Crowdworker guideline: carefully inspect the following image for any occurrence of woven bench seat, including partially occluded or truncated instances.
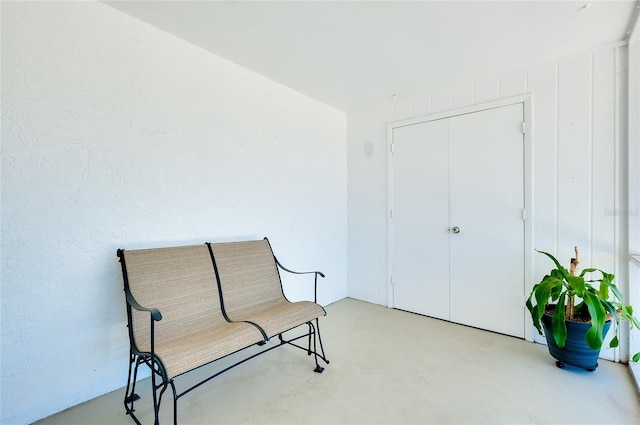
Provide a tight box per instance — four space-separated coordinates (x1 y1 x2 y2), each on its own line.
150 322 265 379
224 300 325 338
210 239 327 339
118 239 329 425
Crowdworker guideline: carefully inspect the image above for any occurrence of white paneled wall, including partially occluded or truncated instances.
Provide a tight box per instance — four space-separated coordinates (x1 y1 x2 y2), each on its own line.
628 27 640 370
631 30 640 260
347 43 629 360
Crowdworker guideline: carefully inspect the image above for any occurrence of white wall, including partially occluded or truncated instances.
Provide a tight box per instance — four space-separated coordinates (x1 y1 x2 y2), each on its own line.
348 43 629 357
628 19 640 368
630 11 640 259
0 2 347 424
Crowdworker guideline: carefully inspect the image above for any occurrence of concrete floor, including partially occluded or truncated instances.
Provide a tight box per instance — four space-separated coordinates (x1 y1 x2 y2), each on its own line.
35 298 640 425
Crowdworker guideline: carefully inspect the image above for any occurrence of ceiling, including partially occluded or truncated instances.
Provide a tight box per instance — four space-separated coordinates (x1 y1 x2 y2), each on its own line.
105 1 639 112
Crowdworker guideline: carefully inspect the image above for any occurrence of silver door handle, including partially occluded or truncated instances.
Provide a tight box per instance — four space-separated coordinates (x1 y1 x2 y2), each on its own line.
450 226 460 234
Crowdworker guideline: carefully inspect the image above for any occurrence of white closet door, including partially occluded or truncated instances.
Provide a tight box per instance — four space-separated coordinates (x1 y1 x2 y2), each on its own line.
448 104 525 337
392 119 450 320
391 103 525 338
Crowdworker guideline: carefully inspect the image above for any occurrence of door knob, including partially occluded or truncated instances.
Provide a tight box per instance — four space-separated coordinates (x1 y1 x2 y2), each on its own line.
451 226 460 234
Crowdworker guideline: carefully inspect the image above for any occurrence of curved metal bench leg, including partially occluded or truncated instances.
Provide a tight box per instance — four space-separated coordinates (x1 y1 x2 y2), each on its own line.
124 353 143 424
307 323 313 356
308 320 331 373
151 363 162 425
171 381 178 425
315 318 330 365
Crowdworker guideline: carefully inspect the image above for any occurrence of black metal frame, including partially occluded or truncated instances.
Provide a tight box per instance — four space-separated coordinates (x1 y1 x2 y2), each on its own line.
277 319 330 373
117 244 330 425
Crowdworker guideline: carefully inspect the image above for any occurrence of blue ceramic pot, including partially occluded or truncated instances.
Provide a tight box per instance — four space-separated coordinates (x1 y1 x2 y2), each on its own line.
541 312 611 371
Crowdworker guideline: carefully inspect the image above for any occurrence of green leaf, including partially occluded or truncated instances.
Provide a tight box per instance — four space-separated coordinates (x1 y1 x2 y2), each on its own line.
611 284 623 302
600 270 615 285
532 276 563 321
600 280 623 302
617 305 640 330
610 335 619 348
525 295 543 335
579 267 598 276
633 352 640 363
583 291 607 350
536 250 569 275
551 294 567 348
630 316 640 331
567 274 586 297
601 299 619 321
598 283 610 300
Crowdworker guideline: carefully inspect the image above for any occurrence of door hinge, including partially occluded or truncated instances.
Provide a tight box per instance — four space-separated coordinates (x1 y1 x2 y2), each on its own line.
522 208 526 221
390 275 395 286
390 209 394 218
390 142 395 154
521 121 526 134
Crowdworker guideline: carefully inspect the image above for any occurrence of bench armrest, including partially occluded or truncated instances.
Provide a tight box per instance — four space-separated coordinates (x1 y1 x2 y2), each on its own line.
275 257 325 303
124 288 163 321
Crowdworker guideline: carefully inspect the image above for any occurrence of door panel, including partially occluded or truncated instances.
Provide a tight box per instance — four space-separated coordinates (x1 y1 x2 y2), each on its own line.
448 104 524 337
392 103 525 338
392 119 450 320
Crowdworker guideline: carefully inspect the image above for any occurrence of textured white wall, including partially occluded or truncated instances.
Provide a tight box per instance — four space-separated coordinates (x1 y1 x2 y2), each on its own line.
348 43 630 357
1 2 347 424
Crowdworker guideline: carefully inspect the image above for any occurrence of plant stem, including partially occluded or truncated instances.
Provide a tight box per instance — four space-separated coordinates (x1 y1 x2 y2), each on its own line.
566 246 579 320
570 246 580 276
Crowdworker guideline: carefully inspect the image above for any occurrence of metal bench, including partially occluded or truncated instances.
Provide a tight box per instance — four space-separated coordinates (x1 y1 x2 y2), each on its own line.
117 239 329 425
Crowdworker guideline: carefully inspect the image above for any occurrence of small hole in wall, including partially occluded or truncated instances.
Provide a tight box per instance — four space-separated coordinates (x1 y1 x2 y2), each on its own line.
364 142 374 157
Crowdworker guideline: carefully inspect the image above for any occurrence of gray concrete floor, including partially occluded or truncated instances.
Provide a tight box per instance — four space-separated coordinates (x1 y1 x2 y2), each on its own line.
35 298 640 424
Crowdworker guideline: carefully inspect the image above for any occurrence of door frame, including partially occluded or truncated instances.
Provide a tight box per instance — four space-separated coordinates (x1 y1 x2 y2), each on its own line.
386 94 535 341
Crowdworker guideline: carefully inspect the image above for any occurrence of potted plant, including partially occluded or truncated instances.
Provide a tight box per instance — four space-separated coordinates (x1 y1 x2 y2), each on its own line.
526 246 640 371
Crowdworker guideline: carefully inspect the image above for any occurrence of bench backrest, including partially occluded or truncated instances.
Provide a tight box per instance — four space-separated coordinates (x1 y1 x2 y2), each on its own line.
120 244 224 353
209 239 285 320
